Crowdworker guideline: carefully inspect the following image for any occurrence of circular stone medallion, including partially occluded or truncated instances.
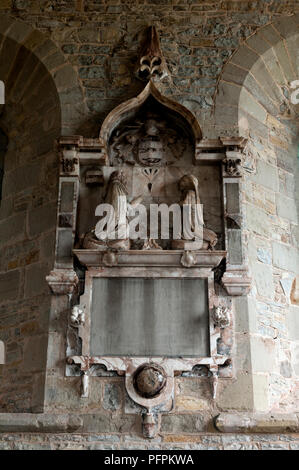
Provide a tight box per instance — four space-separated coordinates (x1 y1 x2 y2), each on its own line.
133 363 167 399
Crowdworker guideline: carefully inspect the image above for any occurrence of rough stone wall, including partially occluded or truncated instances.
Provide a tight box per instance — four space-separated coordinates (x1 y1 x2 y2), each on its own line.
0 0 297 443
1 0 298 137
0 431 299 450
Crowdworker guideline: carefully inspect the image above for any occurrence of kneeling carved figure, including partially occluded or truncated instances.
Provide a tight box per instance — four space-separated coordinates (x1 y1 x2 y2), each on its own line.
172 174 218 251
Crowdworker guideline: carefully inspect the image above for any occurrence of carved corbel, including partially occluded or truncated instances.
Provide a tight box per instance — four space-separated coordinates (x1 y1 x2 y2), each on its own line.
221 270 252 296
46 269 79 296
136 26 169 82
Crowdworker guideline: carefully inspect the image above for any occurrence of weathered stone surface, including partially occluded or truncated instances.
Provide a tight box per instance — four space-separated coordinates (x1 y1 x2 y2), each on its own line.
215 413 299 433
0 414 83 433
103 383 122 411
161 414 211 433
245 204 270 237
287 305 299 341
276 194 298 223
251 337 277 373
83 414 139 433
218 372 255 411
272 242 299 273
0 270 20 301
252 263 274 299
250 160 279 192
28 203 57 237
24 263 49 298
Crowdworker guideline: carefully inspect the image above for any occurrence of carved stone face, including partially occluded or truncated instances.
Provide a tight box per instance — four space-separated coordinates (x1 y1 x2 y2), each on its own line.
137 137 164 166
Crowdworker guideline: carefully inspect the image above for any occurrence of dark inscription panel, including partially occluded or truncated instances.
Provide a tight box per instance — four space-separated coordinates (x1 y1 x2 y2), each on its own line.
90 278 210 357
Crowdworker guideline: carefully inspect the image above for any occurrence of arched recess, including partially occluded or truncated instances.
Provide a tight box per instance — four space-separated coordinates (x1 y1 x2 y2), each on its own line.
215 13 299 136
0 16 84 412
100 81 202 148
0 14 85 135
215 14 299 413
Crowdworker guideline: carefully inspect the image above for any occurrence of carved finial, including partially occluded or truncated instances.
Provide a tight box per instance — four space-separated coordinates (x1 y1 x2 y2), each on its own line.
136 26 169 82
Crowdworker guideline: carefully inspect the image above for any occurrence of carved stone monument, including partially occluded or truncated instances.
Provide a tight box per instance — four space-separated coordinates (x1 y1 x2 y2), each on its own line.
47 26 251 438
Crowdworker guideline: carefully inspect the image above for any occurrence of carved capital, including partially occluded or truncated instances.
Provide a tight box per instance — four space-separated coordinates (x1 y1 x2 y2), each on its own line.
60 149 79 176
222 156 242 177
46 269 79 295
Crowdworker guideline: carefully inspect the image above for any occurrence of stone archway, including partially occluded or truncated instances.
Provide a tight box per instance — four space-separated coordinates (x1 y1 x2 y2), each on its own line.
0 14 85 135
214 13 299 136
0 15 85 412
214 14 299 413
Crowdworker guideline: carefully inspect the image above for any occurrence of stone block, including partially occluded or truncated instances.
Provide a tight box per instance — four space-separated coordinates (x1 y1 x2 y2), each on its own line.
243 73 279 116
250 160 279 192
272 242 299 273
227 230 243 265
28 203 57 237
262 48 285 85
245 204 270 237
0 414 83 432
234 296 257 333
239 88 267 124
161 413 211 433
257 248 272 265
250 57 282 104
259 25 281 46
3 162 41 194
103 383 122 411
217 372 254 410
217 81 240 106
273 41 296 83
274 15 299 39
231 45 259 71
221 64 248 86
287 305 299 341
276 194 298 223
83 414 139 433
251 336 277 373
215 412 299 433
6 20 32 43
246 33 270 55
252 262 274 299
280 361 292 378
24 263 49 298
0 269 20 301
53 65 79 91
23 334 48 372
